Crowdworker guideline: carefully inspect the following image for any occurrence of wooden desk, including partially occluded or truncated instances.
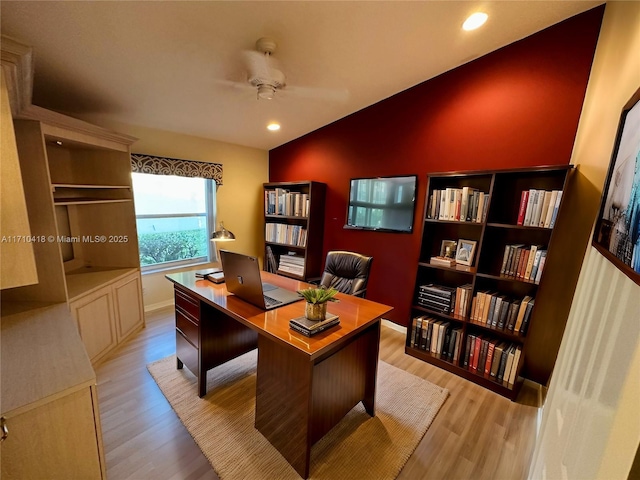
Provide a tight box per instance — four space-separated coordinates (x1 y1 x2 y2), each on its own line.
165 271 393 478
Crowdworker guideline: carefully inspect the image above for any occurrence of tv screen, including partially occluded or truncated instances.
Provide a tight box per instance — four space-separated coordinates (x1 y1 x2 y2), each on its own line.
345 175 417 233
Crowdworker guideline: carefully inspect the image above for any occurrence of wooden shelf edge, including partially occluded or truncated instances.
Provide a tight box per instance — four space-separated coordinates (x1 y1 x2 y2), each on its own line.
52 183 131 190
53 198 132 206
405 346 520 399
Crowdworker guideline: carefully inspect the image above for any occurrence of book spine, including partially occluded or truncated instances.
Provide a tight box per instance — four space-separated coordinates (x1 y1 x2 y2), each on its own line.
523 189 536 226
484 341 495 375
517 190 529 225
508 347 522 385
549 191 563 228
497 345 511 382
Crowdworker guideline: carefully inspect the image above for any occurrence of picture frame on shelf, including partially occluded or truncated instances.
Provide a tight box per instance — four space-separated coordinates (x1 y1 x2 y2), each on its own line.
455 239 477 266
593 86 640 286
440 240 457 259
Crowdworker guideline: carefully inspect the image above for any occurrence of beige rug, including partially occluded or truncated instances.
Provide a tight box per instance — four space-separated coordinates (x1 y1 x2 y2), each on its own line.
148 351 448 479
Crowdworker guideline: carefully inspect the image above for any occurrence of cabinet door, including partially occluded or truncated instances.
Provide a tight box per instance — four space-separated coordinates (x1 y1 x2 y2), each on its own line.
1 388 103 479
112 272 145 341
70 287 117 363
0 70 38 289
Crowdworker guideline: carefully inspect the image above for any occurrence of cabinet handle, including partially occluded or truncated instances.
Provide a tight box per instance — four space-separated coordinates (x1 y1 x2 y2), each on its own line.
1 417 7 442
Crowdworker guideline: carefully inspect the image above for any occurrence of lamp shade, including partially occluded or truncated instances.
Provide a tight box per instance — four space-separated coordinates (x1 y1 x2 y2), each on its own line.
211 222 236 242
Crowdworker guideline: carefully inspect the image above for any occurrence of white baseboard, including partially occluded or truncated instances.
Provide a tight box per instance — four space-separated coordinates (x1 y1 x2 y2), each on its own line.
144 299 174 314
382 319 407 334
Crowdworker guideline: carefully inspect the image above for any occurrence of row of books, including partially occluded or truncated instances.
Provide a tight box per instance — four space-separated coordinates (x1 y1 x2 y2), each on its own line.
500 244 547 283
517 189 562 228
463 336 522 386
265 188 310 217
428 187 489 223
409 316 464 363
417 284 456 314
277 253 305 277
265 223 307 247
470 293 535 334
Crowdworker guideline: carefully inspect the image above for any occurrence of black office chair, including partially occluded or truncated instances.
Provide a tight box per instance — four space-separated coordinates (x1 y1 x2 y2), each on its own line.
320 251 373 298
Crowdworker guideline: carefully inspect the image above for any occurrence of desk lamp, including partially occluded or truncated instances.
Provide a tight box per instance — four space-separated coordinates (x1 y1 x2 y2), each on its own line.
210 222 236 267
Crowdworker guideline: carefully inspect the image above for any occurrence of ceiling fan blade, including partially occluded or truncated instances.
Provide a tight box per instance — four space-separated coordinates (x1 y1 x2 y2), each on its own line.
283 85 350 103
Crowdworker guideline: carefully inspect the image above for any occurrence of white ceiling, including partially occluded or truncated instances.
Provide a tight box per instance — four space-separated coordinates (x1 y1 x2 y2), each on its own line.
1 1 600 151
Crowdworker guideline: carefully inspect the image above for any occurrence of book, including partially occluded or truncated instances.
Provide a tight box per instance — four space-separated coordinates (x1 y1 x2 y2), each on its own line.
534 252 547 283
464 334 474 368
538 191 553 227
508 346 523 385
448 188 457 221
476 192 486 223
453 328 463 362
529 248 545 280
491 342 506 377
531 190 546 226
514 296 533 332
439 189 449 220
517 190 529 225
420 317 430 350
549 190 563 228
486 294 498 325
496 299 510 329
523 189 537 226
516 248 529 278
430 256 456 267
477 338 489 374
410 317 419 348
289 314 340 336
500 245 512 275
505 300 521 331
472 336 482 371
484 340 496 375
498 345 512 382
524 244 539 280
460 186 470 221
519 299 535 334
430 321 442 353
543 190 558 227
412 316 423 347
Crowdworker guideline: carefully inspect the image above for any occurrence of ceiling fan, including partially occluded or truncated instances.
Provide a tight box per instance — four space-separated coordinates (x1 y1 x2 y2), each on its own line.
223 37 349 102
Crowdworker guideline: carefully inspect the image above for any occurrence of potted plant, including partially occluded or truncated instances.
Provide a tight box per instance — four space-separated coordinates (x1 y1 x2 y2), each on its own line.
297 286 339 321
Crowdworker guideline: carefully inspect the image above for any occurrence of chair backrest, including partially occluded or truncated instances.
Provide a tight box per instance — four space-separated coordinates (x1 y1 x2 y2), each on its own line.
320 251 373 298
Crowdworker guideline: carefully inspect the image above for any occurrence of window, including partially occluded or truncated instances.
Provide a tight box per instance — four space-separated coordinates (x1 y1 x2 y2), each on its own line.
132 172 216 270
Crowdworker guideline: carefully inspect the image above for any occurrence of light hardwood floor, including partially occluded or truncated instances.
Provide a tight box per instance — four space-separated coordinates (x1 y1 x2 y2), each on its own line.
95 308 542 480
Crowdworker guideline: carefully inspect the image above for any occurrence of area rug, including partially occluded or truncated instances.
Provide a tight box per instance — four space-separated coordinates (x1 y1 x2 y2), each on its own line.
147 351 448 479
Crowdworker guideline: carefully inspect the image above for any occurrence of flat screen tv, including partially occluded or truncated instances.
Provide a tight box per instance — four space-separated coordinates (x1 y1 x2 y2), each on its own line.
345 175 417 233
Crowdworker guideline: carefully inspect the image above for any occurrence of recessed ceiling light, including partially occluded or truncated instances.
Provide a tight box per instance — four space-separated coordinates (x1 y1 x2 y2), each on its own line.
267 123 280 131
463 12 488 31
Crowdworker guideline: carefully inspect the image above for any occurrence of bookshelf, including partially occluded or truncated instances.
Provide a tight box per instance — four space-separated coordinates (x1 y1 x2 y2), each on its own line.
406 166 574 400
263 181 326 281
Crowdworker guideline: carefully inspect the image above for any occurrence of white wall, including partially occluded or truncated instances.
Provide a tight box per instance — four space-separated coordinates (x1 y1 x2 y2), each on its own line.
87 121 269 311
529 2 640 479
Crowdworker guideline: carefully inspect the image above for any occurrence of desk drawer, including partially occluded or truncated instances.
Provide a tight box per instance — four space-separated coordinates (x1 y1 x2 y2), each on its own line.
176 331 199 377
175 288 200 321
176 310 199 348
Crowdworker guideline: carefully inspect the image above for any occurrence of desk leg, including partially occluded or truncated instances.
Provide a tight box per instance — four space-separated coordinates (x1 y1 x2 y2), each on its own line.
362 321 381 416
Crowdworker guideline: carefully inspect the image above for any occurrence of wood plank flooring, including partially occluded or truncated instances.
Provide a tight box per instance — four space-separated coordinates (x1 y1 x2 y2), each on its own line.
95 308 541 479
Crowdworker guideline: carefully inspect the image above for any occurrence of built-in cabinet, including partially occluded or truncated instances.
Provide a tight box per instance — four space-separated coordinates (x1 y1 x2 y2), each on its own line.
1 304 105 479
2 117 145 362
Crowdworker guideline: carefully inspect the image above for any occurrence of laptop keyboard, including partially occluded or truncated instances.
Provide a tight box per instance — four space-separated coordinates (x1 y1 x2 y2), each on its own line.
264 295 283 307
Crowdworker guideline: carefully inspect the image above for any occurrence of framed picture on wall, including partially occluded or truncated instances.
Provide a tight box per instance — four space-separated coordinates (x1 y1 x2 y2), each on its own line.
455 239 477 266
592 86 640 286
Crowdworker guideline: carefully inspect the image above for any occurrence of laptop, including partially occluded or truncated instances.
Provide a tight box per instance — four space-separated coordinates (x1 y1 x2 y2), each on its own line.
220 250 303 310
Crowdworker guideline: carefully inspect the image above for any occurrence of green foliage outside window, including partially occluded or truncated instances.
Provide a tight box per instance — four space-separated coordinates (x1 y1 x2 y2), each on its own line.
138 229 208 266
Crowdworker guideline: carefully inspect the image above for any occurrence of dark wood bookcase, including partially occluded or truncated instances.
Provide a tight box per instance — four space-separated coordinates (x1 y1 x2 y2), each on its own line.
263 181 326 281
406 165 575 400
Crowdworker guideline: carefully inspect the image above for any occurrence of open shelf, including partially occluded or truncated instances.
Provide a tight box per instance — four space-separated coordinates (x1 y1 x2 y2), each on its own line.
65 266 138 301
409 165 574 399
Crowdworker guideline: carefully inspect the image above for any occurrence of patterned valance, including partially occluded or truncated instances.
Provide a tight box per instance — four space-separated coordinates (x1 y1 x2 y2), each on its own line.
131 153 223 185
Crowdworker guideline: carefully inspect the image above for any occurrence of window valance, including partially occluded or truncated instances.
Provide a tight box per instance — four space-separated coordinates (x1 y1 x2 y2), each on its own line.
131 153 223 185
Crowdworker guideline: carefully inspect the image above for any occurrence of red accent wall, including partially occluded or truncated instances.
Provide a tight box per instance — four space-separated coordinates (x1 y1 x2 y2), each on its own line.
269 7 604 326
